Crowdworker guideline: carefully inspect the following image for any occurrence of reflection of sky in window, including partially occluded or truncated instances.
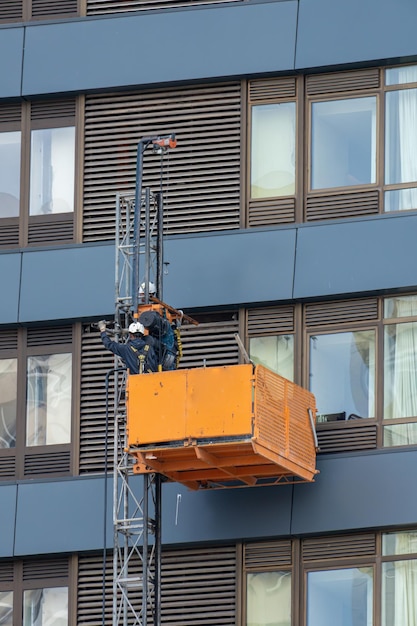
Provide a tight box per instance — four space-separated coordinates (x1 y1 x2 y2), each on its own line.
309 331 375 419
308 568 373 626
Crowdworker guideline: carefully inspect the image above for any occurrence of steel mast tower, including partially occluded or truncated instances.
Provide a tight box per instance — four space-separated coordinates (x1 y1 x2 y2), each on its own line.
113 134 176 626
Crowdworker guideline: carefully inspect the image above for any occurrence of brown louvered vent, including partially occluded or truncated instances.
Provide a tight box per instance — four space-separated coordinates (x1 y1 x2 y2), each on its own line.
31 99 76 121
31 0 78 17
0 561 13 583
247 306 294 336
83 83 241 241
0 223 19 249
27 326 73 347
306 69 380 96
27 216 74 246
179 317 240 369
305 298 379 327
0 1 23 21
87 0 242 15
0 455 16 479
77 553 113 625
0 104 21 125
248 197 295 227
79 327 115 474
305 190 379 221
161 546 237 624
249 77 296 102
244 540 292 569
302 533 376 561
23 558 69 580
24 449 71 476
317 424 377 453
0 329 18 351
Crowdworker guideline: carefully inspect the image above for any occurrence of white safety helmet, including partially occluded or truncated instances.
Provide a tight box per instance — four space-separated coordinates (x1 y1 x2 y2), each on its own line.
139 282 156 296
128 322 145 335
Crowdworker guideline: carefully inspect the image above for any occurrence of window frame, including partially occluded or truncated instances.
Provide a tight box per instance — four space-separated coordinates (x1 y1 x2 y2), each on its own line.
0 327 76 480
0 100 79 249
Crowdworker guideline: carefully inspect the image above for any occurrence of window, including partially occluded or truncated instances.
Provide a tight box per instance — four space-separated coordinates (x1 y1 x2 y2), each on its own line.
0 327 74 480
307 567 373 626
309 330 375 423
251 103 296 199
311 97 376 190
303 64 417 221
383 295 417 446
0 559 70 626
0 100 77 248
384 66 417 212
0 131 21 218
26 353 72 447
249 335 294 381
247 571 291 626
0 358 17 448
23 587 68 625
30 127 75 216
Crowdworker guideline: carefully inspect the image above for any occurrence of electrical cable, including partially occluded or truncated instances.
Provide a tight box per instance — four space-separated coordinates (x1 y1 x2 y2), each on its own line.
102 365 126 626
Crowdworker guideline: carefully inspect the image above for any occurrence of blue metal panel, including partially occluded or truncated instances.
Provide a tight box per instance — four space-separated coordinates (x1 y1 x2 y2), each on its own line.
0 27 24 98
162 481 293 544
296 0 417 70
0 253 21 325
0 484 17 557
292 449 417 535
164 228 297 310
22 2 297 96
6 448 417 556
19 243 114 323
14 477 113 556
293 214 417 300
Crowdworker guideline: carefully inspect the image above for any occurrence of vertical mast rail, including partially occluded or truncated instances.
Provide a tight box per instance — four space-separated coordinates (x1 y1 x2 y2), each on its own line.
113 134 176 626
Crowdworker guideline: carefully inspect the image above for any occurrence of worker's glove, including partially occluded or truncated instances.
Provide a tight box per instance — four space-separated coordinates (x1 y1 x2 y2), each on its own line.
98 320 106 332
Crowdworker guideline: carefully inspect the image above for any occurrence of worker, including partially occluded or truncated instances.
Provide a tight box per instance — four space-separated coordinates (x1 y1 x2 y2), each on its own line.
98 320 158 374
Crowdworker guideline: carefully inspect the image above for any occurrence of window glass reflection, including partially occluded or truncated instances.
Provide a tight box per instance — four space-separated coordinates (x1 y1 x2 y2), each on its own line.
0 358 17 448
0 590 13 626
247 571 291 626
307 568 373 626
311 97 376 189
309 331 375 422
0 131 21 218
251 103 296 198
23 587 68 626
29 127 75 215
26 353 72 446
249 335 294 381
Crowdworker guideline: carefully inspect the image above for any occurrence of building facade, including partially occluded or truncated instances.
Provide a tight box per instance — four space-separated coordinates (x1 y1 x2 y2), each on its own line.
1 0 417 624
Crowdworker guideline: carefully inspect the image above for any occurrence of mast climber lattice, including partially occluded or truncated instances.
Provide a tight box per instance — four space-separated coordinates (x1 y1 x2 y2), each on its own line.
113 134 177 626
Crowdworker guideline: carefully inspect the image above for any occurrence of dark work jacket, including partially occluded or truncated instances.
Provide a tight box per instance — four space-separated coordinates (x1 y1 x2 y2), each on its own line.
100 332 157 374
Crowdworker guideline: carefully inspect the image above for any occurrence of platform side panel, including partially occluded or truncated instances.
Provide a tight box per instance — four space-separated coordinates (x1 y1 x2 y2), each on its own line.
253 365 317 475
186 365 254 439
127 369 189 445
127 365 254 446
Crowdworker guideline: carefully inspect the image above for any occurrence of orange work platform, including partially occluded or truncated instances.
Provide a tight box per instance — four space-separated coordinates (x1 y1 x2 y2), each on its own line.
126 364 319 490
